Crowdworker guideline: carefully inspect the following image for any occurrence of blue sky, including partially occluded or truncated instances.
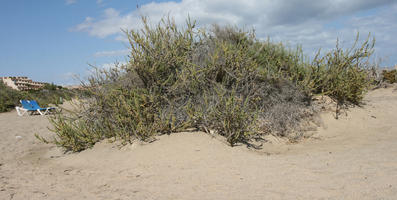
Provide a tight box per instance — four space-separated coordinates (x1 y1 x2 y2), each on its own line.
1 0 396 85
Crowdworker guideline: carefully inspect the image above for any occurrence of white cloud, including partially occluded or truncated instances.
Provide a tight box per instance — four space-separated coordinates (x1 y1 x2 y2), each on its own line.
93 49 129 57
60 72 80 85
72 8 136 38
101 61 127 70
85 62 127 77
65 0 77 5
96 0 109 6
72 0 397 65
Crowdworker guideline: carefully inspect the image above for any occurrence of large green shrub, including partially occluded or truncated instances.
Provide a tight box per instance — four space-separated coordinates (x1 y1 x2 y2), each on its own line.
41 17 375 152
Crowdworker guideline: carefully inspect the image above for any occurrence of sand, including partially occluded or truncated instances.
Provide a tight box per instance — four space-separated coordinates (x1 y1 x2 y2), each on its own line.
1 86 397 200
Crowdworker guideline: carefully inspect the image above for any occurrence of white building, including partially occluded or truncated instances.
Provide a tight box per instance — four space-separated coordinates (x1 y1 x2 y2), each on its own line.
0 76 45 91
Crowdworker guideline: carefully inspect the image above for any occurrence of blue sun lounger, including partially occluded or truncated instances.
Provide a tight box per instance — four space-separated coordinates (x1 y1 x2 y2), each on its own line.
15 100 56 116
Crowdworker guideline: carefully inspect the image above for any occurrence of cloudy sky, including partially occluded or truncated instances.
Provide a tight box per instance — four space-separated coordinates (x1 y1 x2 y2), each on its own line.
1 0 396 85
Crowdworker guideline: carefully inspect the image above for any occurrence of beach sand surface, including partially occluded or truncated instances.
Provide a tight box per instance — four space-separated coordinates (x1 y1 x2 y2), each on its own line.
1 87 397 200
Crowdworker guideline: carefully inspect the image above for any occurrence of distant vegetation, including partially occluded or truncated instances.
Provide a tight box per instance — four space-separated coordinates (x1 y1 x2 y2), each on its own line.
38 17 377 152
0 82 21 112
0 81 75 112
382 69 397 84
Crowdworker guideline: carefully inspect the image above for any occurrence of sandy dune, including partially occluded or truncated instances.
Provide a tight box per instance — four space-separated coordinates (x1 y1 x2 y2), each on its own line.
1 87 397 200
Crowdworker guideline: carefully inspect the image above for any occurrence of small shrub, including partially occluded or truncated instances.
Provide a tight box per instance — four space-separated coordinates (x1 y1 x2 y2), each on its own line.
44 83 58 91
382 69 397 84
209 93 256 146
0 81 23 112
311 34 375 118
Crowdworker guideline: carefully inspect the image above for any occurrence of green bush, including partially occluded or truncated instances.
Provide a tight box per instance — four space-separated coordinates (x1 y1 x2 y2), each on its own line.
311 35 374 118
0 81 23 112
207 91 257 146
41 17 375 152
382 69 397 84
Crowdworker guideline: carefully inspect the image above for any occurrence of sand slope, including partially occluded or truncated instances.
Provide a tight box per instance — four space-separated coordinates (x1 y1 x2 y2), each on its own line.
1 87 397 200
